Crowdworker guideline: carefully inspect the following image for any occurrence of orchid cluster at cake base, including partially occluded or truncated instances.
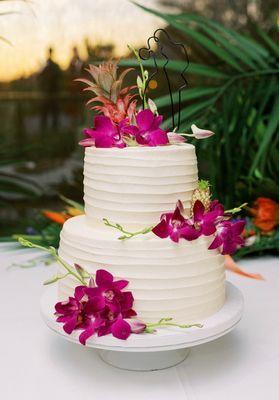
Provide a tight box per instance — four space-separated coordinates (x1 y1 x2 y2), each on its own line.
18 237 202 345
77 57 215 148
103 180 247 256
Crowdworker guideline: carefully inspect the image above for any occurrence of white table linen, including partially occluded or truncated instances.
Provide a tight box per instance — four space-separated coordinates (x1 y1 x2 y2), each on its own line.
0 247 278 400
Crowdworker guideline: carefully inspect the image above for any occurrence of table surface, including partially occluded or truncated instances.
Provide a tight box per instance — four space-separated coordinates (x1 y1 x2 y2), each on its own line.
0 246 278 400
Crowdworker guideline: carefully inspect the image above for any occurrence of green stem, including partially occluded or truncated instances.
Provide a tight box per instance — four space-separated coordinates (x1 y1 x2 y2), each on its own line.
147 322 203 329
225 202 248 214
144 318 203 333
127 44 148 108
103 218 154 240
17 237 87 285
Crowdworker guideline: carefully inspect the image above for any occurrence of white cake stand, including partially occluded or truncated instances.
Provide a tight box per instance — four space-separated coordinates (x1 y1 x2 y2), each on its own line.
40 282 243 371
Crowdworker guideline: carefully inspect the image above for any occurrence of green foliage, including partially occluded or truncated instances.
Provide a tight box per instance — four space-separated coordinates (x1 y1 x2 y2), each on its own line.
132 4 279 208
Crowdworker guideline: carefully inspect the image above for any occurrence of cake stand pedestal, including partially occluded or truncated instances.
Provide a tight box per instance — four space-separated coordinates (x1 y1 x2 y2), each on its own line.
40 282 243 371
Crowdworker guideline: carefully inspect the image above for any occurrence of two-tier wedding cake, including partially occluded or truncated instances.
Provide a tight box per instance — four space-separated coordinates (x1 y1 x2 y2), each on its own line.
58 145 225 323
34 51 245 344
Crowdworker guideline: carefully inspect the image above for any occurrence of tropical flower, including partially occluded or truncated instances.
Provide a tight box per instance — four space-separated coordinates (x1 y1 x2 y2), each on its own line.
42 210 69 225
55 285 105 344
86 269 133 314
54 269 137 344
124 109 169 146
79 115 128 148
209 220 245 255
191 200 224 236
152 200 200 243
249 197 279 233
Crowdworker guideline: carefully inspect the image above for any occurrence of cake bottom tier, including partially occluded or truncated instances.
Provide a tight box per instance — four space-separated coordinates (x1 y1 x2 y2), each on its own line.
58 216 226 323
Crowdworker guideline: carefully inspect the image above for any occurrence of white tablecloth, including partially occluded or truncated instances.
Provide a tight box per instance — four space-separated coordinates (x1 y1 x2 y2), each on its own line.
0 247 278 399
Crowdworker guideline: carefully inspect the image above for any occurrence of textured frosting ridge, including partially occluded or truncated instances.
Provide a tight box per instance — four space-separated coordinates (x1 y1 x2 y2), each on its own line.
84 144 198 228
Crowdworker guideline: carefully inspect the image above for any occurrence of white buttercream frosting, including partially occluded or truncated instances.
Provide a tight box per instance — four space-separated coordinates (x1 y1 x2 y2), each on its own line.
58 216 225 323
84 144 198 229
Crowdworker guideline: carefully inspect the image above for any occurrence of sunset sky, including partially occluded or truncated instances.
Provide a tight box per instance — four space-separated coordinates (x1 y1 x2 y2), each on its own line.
0 0 169 82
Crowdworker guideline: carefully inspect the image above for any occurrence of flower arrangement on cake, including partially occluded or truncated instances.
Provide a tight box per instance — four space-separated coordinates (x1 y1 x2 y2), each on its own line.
76 55 214 149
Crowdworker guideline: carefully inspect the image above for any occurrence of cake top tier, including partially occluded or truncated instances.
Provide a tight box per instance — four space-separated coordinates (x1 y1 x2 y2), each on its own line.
84 144 198 229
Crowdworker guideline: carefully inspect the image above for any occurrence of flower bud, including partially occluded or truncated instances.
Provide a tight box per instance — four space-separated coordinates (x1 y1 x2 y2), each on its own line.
125 318 146 334
191 124 215 139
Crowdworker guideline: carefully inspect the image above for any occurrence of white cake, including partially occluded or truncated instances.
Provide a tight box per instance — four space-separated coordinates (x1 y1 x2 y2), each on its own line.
58 144 225 323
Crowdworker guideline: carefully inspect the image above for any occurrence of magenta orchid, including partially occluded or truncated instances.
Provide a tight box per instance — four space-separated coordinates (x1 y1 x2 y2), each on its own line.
79 115 127 148
124 109 169 146
55 285 105 345
152 200 201 243
151 198 245 254
192 200 224 236
209 219 245 255
55 269 137 344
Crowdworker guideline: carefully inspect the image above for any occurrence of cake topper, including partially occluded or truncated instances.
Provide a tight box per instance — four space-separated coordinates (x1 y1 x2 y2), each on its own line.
138 28 189 131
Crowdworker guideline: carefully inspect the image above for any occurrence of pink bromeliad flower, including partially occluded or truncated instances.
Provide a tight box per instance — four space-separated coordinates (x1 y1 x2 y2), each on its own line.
152 200 200 243
124 109 169 146
54 269 137 344
79 115 128 148
209 219 245 255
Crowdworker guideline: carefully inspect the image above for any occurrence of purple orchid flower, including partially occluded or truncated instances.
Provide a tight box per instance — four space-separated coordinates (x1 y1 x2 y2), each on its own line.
152 200 201 243
208 219 245 255
124 109 169 146
55 269 137 344
97 303 137 340
192 200 224 236
55 285 105 344
86 269 132 311
79 115 127 148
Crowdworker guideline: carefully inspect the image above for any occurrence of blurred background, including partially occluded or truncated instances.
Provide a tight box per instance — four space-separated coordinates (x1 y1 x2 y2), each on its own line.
0 0 278 256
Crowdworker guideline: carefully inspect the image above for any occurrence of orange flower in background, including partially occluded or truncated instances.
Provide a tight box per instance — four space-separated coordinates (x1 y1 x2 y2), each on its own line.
250 197 279 233
42 211 70 225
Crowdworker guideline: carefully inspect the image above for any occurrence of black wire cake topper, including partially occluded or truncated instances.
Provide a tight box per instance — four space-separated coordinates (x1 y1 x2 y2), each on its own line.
138 28 190 131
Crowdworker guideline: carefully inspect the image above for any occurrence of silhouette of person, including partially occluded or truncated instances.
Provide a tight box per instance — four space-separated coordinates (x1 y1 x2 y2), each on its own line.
67 46 84 123
38 47 62 130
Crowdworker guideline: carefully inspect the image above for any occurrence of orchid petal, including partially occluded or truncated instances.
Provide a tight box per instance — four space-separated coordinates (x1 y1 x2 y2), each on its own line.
111 319 131 340
95 269 114 286
78 138 95 147
193 200 205 222
63 315 78 334
152 219 171 238
208 235 223 250
113 279 129 290
136 109 154 131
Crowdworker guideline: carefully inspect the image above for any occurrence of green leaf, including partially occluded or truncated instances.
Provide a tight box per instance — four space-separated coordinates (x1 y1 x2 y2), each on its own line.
156 86 219 108
59 195 84 211
162 97 216 129
133 3 243 72
254 25 279 57
178 14 270 67
120 59 228 79
249 95 279 176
